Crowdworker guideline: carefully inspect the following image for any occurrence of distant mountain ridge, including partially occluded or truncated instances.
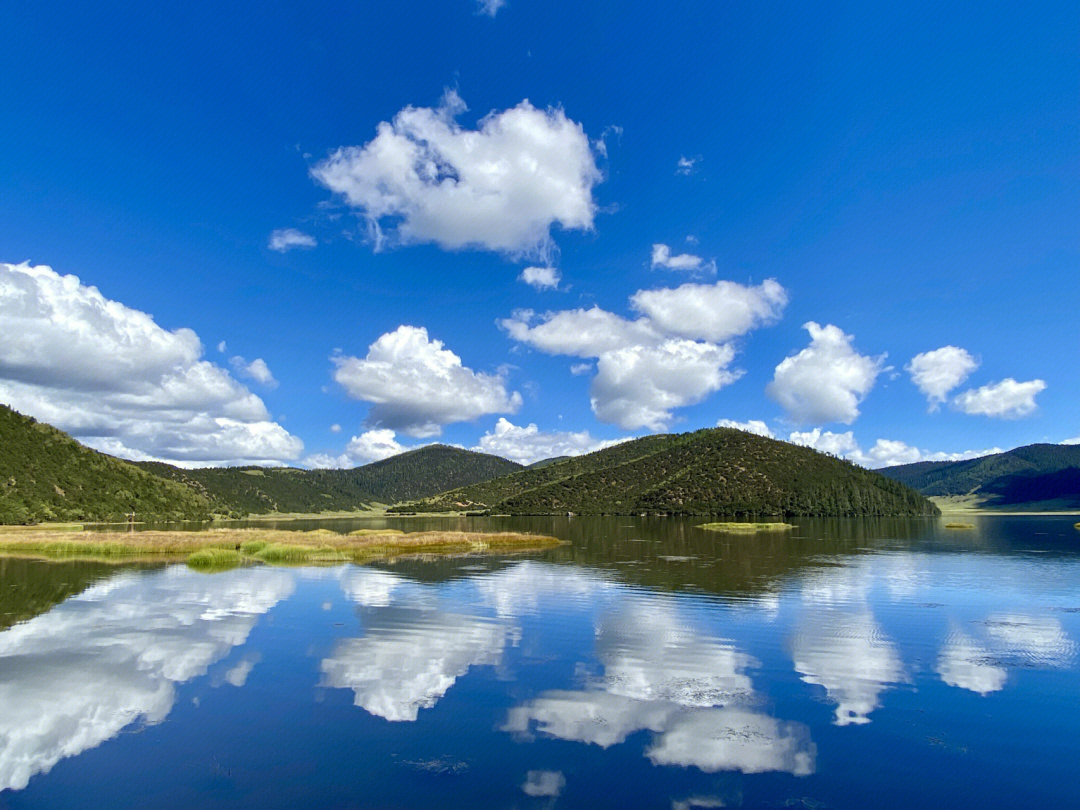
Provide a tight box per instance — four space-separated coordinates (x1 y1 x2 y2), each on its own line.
138 445 523 516
391 427 938 517
880 444 1080 509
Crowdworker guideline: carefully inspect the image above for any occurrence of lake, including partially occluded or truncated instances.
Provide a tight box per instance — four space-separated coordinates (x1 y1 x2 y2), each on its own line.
1 515 1078 808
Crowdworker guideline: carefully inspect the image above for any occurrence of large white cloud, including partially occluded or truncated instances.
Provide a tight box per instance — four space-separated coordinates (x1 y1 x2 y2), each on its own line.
788 428 1002 468
629 279 786 343
716 419 774 438
311 91 601 258
952 378 1046 419
501 278 786 430
0 567 294 792
906 346 978 410
0 262 302 465
303 428 410 469
472 418 626 465
332 325 521 437
767 322 886 425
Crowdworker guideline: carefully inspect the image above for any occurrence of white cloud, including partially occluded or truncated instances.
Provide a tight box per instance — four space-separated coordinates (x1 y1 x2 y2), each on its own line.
330 423 342 433
473 418 626 465
229 356 277 388
1064 436 1080 445
501 278 786 430
332 325 521 437
767 322 886 425
788 428 1001 468
268 228 317 252
0 262 302 465
650 243 711 273
570 362 593 376
716 419 774 438
631 279 786 342
953 378 1046 419
522 771 565 798
311 91 600 259
518 266 561 290
675 156 700 175
592 340 739 431
303 428 408 469
216 340 226 353
477 0 505 16
906 346 978 410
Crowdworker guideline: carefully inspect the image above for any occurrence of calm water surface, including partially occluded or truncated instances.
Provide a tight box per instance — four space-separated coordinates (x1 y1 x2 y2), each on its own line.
1 516 1079 809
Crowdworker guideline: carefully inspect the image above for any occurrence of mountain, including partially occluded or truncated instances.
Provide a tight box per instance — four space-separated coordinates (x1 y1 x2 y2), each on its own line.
0 405 213 523
880 444 1080 509
390 427 938 517
139 445 523 516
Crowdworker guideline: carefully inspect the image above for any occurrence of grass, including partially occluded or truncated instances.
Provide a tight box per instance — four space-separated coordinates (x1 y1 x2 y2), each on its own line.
0 527 564 566
697 522 795 533
944 522 976 530
1075 522 1080 530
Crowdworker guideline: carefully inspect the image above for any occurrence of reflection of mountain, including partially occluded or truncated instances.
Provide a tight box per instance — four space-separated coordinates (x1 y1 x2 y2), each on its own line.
504 599 815 776
0 567 294 792
0 557 144 631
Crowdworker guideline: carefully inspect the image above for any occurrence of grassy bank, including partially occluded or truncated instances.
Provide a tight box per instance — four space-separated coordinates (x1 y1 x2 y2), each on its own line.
697 522 795 533
0 527 564 567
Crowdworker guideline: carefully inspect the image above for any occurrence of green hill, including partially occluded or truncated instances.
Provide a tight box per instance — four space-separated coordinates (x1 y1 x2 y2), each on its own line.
390 427 938 517
139 445 523 516
880 444 1080 509
0 405 213 524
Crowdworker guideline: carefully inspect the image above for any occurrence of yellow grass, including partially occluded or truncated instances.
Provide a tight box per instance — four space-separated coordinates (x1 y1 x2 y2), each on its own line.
697 522 795 533
944 522 976 530
0 527 564 565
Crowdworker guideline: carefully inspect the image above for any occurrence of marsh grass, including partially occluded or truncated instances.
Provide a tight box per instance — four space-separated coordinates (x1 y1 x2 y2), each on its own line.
349 528 404 537
1075 522 1080 530
186 548 245 569
697 522 795 533
945 522 976 530
0 527 563 566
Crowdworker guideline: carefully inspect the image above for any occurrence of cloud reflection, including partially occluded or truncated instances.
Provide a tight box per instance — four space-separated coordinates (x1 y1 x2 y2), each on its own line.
0 567 293 792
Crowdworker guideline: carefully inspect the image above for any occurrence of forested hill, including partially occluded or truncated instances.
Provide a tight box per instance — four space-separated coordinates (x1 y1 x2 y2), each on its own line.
139 445 523 516
880 444 1080 508
0 405 212 523
391 427 938 517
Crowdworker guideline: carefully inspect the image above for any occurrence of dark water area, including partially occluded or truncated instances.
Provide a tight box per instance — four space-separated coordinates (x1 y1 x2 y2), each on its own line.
1 515 1078 808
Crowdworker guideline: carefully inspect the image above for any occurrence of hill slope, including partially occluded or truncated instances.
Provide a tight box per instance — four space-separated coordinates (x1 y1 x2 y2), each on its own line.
880 444 1080 509
0 405 212 524
391 427 938 517
140 445 523 516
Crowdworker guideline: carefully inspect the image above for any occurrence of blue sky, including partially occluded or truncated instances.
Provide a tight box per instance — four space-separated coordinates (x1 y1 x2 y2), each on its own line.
1 1 1077 467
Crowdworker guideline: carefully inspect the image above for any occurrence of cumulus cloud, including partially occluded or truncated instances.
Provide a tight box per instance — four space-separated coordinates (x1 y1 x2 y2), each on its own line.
268 228 317 252
650 244 712 273
311 91 601 259
952 378 1046 419
473 418 627 465
518 266 561 290
501 278 786 430
675 156 700 175
788 428 1001 468
767 322 886 425
332 325 521 437
304 428 408 469
716 419 774 438
0 262 302 465
229 356 277 388
906 346 978 410
522 771 565 798
631 279 786 342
